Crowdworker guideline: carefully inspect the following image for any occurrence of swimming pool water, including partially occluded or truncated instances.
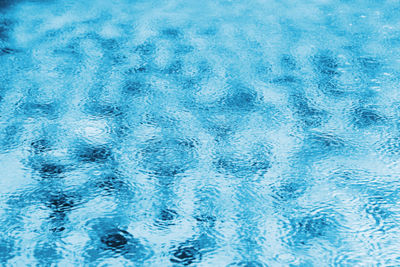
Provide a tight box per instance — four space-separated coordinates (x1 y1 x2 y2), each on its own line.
1 0 400 266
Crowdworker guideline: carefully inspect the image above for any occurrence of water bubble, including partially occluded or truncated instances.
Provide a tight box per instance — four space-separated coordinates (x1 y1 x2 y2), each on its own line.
170 240 202 266
100 229 131 251
155 208 178 227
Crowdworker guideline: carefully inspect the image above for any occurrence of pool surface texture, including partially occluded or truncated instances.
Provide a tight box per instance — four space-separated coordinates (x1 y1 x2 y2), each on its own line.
1 0 400 266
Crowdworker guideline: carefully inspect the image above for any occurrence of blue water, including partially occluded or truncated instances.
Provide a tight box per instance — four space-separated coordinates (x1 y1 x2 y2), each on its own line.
1 0 400 265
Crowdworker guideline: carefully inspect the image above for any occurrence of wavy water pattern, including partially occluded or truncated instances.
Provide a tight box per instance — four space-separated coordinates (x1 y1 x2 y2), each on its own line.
1 0 400 266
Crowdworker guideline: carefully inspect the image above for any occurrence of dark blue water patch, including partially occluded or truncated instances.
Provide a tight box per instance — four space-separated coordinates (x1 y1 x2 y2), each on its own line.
0 237 14 263
187 102 241 136
39 162 66 177
85 222 153 263
352 106 385 128
223 83 257 112
47 214 67 234
29 158 68 179
154 208 178 228
288 212 337 246
365 196 392 228
17 101 60 119
30 138 53 154
160 209 177 221
378 136 400 157
0 20 14 47
0 47 18 56
357 56 382 78
215 156 271 178
197 25 218 36
139 138 197 176
122 79 147 94
123 62 149 76
100 229 132 251
273 180 308 201
99 38 120 51
253 59 272 79
75 143 114 163
0 0 15 10
387 34 400 46
45 193 76 213
310 132 345 149
174 44 194 55
164 60 183 75
94 174 128 195
289 93 328 128
317 77 346 96
194 60 214 78
0 20 10 40
312 50 339 76
0 123 23 151
33 241 60 266
301 132 346 157
99 38 127 65
365 203 389 228
281 54 297 71
135 42 156 57
272 75 301 86
195 214 216 229
87 84 107 101
0 88 4 103
83 101 123 118
161 28 182 40
52 40 81 56
215 145 271 177
122 69 151 96
201 118 235 138
47 213 67 233
170 239 202 266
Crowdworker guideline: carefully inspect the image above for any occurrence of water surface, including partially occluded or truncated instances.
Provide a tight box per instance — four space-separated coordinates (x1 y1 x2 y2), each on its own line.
1 0 400 265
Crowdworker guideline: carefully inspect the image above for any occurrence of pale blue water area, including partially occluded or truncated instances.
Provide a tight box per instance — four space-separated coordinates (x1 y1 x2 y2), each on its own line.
1 0 400 266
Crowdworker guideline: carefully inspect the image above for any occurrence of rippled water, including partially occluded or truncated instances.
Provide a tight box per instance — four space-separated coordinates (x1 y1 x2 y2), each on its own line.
1 0 400 265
